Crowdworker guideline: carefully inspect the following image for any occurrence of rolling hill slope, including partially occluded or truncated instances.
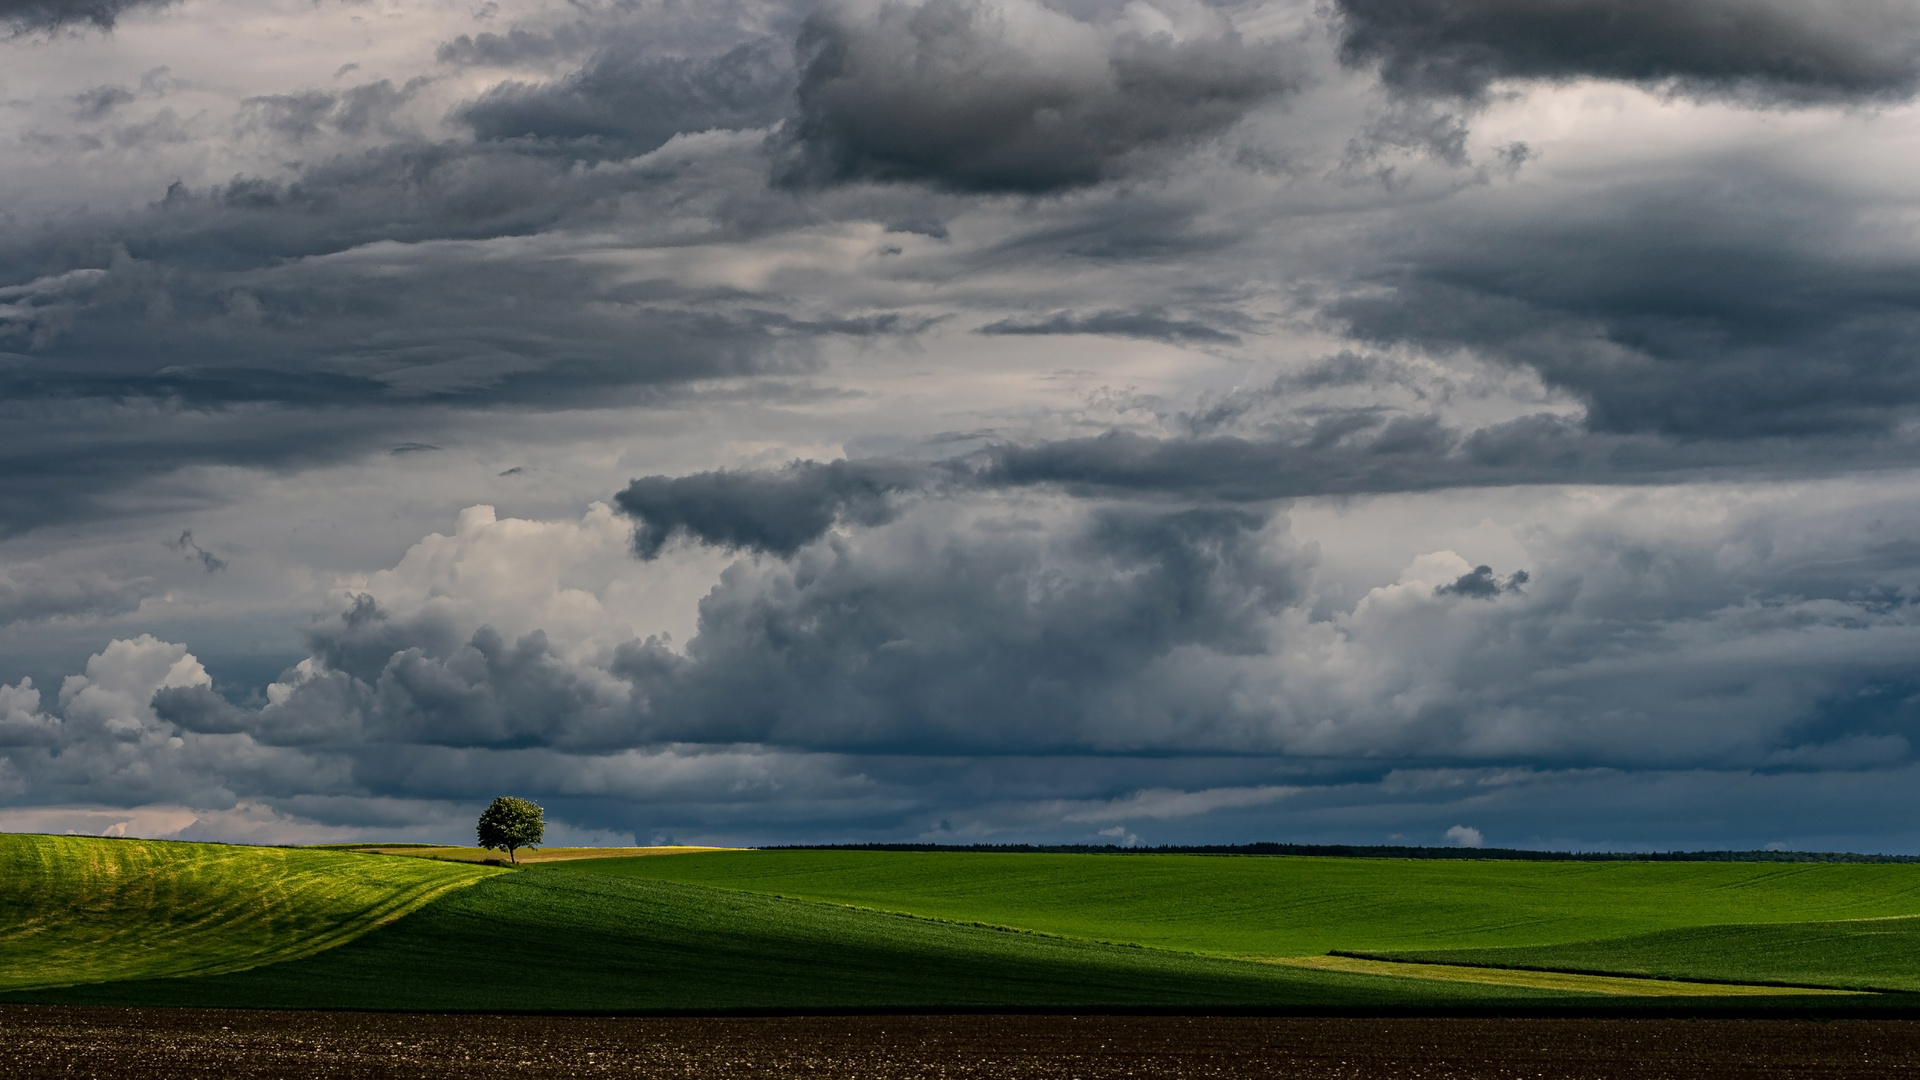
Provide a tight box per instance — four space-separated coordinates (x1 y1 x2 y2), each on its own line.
7 840 1919 1011
560 849 1920 958
7 866 1578 1011
0 833 498 992
1362 917 1920 993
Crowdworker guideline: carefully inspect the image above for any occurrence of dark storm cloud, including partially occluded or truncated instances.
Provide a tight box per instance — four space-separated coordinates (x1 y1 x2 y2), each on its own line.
166 530 227 573
608 425 1562 558
1434 564 1527 598
603 396 1906 556
0 116 881 532
977 309 1239 344
628 506 1291 752
235 504 1294 755
458 39 793 157
0 0 171 34
614 459 934 558
1333 0 1920 102
152 598 627 751
149 684 247 733
778 0 1298 192
1333 168 1920 441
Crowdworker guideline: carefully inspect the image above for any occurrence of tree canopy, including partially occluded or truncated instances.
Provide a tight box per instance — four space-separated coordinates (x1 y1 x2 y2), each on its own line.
476 797 545 864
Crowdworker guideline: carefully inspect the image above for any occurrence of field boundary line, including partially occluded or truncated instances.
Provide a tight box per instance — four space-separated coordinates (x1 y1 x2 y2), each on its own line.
1325 951 1898 996
1270 955 1867 997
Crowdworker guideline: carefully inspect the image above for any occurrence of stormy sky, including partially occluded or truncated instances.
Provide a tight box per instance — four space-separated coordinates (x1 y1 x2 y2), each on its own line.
4 0 1920 851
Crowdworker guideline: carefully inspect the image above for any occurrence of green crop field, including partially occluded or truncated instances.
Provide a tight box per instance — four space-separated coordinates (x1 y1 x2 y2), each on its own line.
11 865 1571 1011
6 838 1920 1011
0 834 497 992
1367 917 1920 992
565 849 1920 958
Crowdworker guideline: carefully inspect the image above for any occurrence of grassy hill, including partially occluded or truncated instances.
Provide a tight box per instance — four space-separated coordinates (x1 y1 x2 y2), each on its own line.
10 866 1576 1011
0 834 497 992
561 849 1920 958
314 844 730 864
1362 917 1920 993
7 840 1920 1010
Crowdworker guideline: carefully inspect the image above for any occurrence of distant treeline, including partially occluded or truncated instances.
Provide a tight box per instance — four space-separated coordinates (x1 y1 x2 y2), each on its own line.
765 843 1920 863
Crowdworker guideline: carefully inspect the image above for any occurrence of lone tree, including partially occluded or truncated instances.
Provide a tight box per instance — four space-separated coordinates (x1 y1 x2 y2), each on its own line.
476 796 545 864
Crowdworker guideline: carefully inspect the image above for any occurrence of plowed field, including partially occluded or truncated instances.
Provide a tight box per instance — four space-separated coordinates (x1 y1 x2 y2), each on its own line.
4 1007 1918 1080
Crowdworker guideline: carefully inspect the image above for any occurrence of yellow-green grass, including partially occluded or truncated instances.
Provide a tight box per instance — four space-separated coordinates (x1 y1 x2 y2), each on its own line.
0 833 498 992
573 850 1920 959
1369 916 1920 993
1271 955 1863 997
328 844 728 865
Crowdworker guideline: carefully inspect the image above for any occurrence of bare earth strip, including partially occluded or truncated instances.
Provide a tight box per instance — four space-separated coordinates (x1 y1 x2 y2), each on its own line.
1270 955 1865 997
340 845 729 864
5 1009 1920 1079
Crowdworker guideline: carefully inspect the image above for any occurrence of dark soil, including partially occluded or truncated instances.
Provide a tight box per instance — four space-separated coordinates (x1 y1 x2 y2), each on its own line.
4 1007 1919 1079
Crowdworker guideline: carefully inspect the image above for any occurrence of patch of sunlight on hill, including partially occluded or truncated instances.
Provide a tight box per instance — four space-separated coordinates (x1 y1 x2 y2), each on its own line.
0 834 498 991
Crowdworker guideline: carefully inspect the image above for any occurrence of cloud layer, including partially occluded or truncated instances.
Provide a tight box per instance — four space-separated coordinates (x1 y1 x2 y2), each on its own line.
1335 0 1920 102
780 0 1298 191
3 0 1920 851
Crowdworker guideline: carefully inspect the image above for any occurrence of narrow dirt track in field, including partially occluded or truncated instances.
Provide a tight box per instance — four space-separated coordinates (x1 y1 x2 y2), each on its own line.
4 1007 1919 1079
1269 955 1864 996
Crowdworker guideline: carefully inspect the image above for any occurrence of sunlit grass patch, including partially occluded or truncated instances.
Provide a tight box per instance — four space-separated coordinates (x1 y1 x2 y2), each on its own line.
0 834 497 992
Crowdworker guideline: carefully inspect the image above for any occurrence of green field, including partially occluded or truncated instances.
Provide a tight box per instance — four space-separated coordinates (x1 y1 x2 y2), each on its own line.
569 850 1920 958
5 837 1920 1011
1366 917 1920 992
16 867 1569 1011
0 834 497 991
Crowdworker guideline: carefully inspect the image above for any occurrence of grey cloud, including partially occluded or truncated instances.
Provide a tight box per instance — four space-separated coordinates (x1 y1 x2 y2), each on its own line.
1 0 171 33
614 459 934 558
885 217 948 240
0 133 834 531
244 91 336 142
149 684 248 734
17 478 1920 846
1332 168 1920 441
436 24 599 68
610 406 1905 555
244 79 429 143
179 600 620 751
242 503 1293 756
132 468 1920 776
628 506 1291 752
978 310 1238 344
166 530 226 573
458 39 793 158
285 625 626 751
71 84 133 120
779 0 1298 193
978 417 1920 504
1334 0 1920 103
1435 565 1527 599
0 569 155 625
0 402 452 536
0 265 803 530
979 422 1511 500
